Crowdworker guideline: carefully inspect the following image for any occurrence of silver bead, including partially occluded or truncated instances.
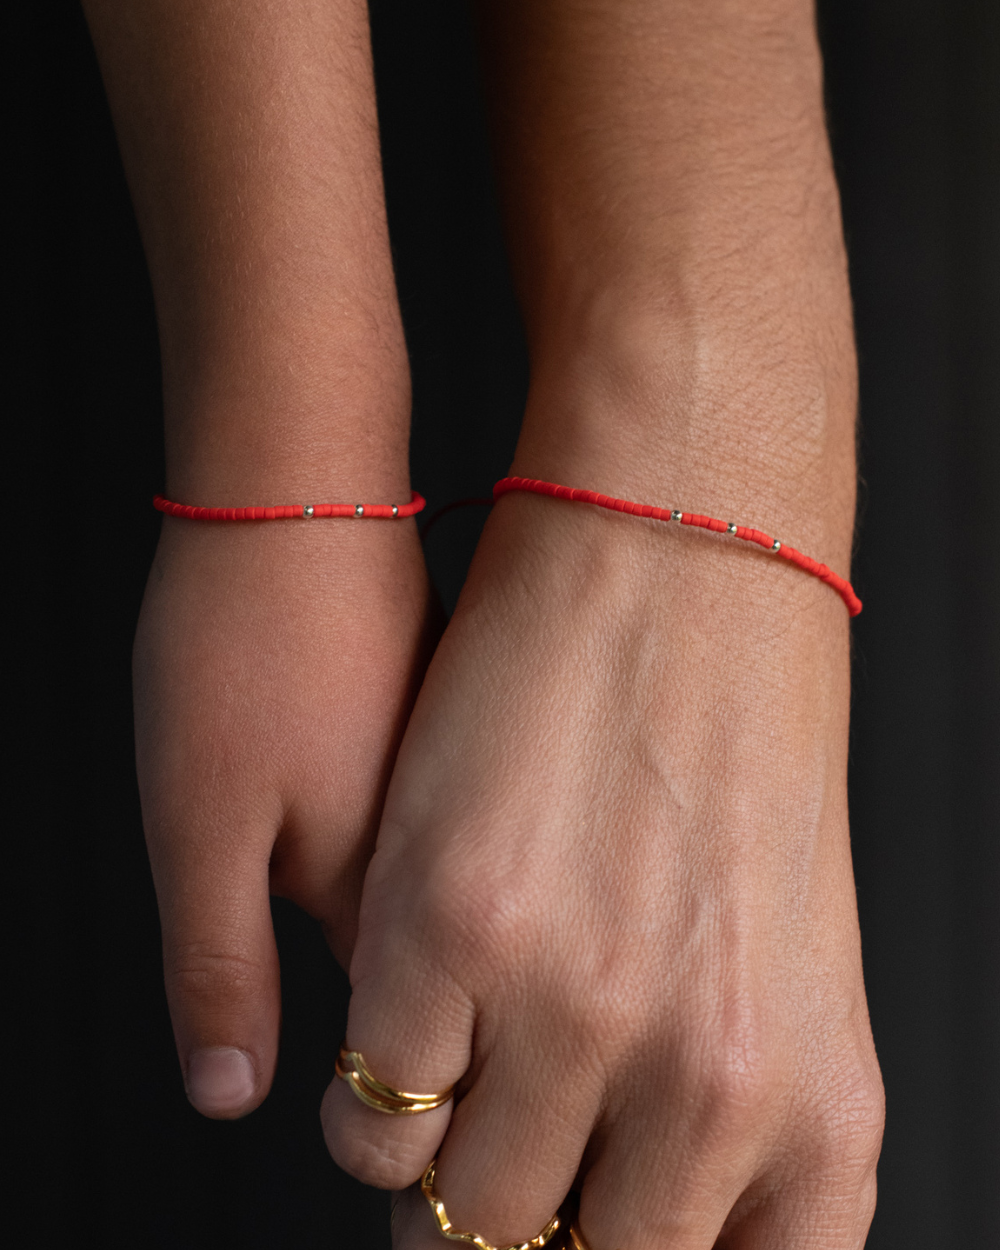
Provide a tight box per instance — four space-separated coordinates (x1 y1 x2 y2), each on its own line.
771 540 782 552
727 522 738 535
354 504 364 517
670 509 683 522
391 504 399 517
303 505 315 518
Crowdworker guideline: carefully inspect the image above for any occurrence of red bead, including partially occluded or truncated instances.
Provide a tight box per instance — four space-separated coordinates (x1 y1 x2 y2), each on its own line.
153 491 425 522
492 477 860 616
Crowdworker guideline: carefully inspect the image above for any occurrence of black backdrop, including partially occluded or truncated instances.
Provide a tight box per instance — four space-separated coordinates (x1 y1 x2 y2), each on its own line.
9 1 998 1245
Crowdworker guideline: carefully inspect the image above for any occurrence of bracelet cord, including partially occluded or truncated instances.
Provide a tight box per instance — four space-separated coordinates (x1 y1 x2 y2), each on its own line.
153 491 425 521
492 476 861 617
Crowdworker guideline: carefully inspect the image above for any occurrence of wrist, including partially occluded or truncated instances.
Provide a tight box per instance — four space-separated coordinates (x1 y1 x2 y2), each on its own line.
145 508 435 667
450 489 851 848
473 484 852 697
163 404 412 508
162 318 412 505
511 304 857 571
163 451 413 510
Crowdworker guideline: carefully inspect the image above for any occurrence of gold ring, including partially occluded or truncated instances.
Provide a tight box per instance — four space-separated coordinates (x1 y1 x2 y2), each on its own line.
335 1046 454 1115
421 1159 562 1250
566 1225 591 1250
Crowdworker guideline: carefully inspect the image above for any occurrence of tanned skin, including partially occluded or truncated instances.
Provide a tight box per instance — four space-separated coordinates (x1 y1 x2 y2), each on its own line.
84 1 882 1246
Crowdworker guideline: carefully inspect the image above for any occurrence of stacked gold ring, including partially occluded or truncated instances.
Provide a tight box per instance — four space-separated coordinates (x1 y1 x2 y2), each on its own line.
335 1046 454 1115
421 1159 562 1250
565 1226 591 1250
339 1048 595 1250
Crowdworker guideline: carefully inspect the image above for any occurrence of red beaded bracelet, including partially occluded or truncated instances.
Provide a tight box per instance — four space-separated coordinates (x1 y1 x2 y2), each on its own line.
153 491 425 521
152 478 860 616
493 476 862 616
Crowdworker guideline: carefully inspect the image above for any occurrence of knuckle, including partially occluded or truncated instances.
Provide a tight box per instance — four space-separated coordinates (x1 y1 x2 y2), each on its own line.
582 988 642 1059
806 1061 886 1176
696 1006 777 1129
701 1049 776 1132
568 966 655 1073
325 1124 429 1190
166 941 267 1008
422 853 546 971
858 1173 879 1232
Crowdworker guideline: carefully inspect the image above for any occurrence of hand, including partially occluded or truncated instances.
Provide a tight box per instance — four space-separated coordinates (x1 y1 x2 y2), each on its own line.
133 514 437 1118
321 491 884 1249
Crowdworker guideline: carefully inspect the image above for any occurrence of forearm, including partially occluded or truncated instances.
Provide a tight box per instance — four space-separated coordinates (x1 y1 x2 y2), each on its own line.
82 0 409 503
324 8 879 1240
84 1 436 1116
480 0 856 567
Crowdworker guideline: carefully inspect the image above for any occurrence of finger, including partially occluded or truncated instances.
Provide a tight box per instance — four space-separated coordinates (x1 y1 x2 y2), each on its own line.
388 1182 441 1249
321 943 475 1189
716 1172 878 1250
153 831 280 1119
393 1032 601 1250
574 1082 748 1250
716 1111 881 1250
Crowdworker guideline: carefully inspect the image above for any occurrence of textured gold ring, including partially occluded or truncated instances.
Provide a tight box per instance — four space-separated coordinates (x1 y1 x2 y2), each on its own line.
421 1159 562 1250
335 1046 454 1115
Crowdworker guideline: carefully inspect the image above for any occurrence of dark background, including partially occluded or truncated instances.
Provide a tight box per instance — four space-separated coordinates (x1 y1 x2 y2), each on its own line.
9 0 998 1245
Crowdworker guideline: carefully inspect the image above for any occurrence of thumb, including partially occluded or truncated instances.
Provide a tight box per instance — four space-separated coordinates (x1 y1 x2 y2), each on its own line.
154 838 280 1119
